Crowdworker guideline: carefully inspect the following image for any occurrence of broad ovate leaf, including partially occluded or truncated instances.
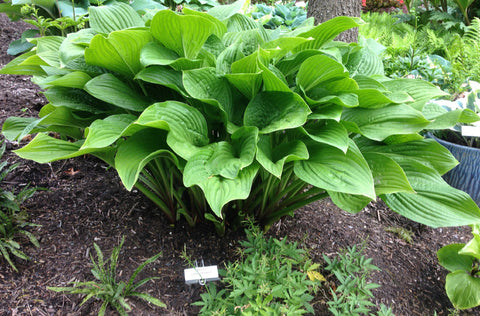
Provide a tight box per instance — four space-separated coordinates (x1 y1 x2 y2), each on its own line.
295 16 360 51
82 114 138 150
115 128 178 190
301 120 349 153
381 78 448 111
205 126 258 179
84 73 150 112
150 10 218 59
341 104 430 141
381 160 480 227
363 152 414 195
244 91 311 134
294 139 375 199
89 2 145 34
445 271 480 309
85 29 152 77
437 243 475 272
183 67 232 116
14 133 97 163
135 101 209 160
256 137 309 178
184 153 259 218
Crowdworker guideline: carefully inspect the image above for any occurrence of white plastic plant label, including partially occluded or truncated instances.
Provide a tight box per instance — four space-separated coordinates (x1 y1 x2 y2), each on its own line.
461 125 480 137
184 265 219 285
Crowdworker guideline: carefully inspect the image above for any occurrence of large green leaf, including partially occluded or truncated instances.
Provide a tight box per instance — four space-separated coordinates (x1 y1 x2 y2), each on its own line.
140 42 202 71
0 50 47 76
136 101 209 160
297 54 352 93
244 91 311 134
82 114 138 150
294 139 375 198
459 234 480 260
207 0 249 21
182 7 227 38
225 72 262 99
85 29 152 77
89 2 144 34
115 129 177 190
301 120 349 153
184 155 259 217
437 243 474 272
183 67 232 116
13 133 98 163
295 16 360 51
381 78 448 111
363 152 414 195
256 137 309 178
346 46 384 76
43 87 113 114
362 138 458 175
381 160 480 227
328 191 372 213
45 71 92 89
207 126 258 179
136 66 185 94
150 10 217 59
446 271 480 309
84 73 150 112
341 104 430 141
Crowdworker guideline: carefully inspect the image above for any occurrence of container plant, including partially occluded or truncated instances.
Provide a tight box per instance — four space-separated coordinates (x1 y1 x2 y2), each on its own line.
426 80 480 204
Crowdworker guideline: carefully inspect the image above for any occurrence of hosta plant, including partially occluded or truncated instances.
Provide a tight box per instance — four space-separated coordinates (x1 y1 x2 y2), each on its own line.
2 1 480 233
437 224 480 309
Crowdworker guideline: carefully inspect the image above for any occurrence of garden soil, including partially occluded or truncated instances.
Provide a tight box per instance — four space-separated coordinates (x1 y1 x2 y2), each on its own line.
0 13 479 316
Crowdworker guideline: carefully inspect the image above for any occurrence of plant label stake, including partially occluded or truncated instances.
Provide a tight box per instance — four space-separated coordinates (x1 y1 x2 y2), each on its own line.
184 259 219 285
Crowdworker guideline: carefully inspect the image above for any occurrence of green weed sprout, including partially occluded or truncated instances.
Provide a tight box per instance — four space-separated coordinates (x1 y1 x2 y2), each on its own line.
48 236 165 316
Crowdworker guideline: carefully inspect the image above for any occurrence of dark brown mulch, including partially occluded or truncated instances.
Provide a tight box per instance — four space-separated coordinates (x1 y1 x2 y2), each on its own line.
0 12 479 316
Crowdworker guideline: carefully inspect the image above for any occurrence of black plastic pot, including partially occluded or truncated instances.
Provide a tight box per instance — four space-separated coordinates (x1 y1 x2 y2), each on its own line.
428 133 480 205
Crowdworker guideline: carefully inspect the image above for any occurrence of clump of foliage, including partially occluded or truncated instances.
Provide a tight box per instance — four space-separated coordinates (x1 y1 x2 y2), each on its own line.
384 226 414 243
193 223 323 314
48 236 165 316
0 141 40 272
2 1 480 234
323 242 395 315
251 1 312 30
437 224 480 310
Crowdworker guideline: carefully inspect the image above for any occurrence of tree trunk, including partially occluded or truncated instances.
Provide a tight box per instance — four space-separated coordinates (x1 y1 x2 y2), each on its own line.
307 0 361 43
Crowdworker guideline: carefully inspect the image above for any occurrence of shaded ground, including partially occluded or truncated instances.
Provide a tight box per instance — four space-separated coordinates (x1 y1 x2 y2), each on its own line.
0 12 479 316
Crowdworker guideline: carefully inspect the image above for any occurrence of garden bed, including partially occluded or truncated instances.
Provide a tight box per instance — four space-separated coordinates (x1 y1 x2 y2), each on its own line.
0 12 478 315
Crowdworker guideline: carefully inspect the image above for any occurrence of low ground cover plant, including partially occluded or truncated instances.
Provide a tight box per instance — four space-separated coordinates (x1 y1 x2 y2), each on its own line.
1 1 480 235
193 224 394 315
192 223 323 314
0 141 40 272
323 242 394 315
48 236 165 315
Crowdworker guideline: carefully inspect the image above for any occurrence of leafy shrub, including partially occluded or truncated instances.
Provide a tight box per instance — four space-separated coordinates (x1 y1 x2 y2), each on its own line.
48 236 165 315
0 141 40 272
2 1 480 234
193 223 323 314
251 1 312 30
323 243 395 316
449 17 480 88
